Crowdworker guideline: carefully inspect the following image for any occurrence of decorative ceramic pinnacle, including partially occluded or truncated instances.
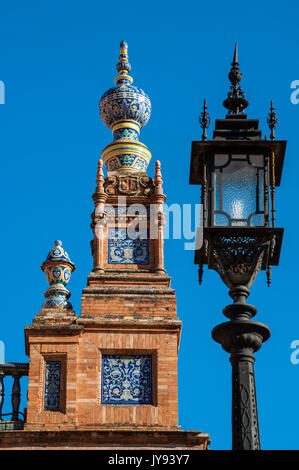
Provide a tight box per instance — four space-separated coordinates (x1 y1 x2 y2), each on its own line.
199 99 210 141
99 41 152 173
41 240 75 309
223 43 249 115
267 101 278 141
116 40 132 83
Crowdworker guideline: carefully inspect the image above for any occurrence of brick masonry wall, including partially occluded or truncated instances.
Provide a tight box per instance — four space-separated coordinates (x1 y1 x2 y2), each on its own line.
25 336 80 428
75 328 179 427
81 293 177 319
24 321 181 431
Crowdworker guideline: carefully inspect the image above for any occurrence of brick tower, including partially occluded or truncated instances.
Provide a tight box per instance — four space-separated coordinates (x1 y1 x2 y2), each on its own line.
0 42 209 450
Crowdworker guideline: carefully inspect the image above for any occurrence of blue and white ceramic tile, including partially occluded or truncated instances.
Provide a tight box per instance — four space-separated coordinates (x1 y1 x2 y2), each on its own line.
105 206 150 216
108 228 149 265
44 361 61 411
101 355 152 405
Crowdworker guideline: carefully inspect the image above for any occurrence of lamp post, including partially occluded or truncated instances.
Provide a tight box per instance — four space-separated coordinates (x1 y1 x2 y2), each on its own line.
189 44 286 450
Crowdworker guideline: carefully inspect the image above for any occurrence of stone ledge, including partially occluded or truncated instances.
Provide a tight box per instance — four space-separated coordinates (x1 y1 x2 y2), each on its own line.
86 272 172 288
88 271 170 278
82 286 176 296
30 309 78 327
77 317 182 329
25 324 82 333
0 429 210 450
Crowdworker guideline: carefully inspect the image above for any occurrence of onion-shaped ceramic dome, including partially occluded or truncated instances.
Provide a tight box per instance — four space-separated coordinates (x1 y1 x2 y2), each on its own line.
99 41 152 173
100 84 151 131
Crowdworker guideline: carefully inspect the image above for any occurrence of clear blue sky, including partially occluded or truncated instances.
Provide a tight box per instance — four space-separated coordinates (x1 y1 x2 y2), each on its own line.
0 0 298 450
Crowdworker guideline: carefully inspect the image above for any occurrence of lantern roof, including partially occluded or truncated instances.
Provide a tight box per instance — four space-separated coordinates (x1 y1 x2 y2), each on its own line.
189 45 287 187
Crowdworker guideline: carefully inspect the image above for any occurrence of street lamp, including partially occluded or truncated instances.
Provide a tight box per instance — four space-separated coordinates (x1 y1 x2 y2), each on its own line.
190 44 286 450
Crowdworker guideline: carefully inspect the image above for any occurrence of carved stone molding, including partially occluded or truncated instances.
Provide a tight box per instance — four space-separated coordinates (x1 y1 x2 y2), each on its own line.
104 174 155 198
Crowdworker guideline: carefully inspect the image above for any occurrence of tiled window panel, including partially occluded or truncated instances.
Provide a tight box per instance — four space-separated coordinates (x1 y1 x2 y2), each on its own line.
101 355 152 405
44 361 61 411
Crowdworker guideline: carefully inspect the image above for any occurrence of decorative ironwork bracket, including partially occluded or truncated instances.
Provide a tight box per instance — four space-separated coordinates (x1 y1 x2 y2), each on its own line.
207 233 273 289
195 227 283 288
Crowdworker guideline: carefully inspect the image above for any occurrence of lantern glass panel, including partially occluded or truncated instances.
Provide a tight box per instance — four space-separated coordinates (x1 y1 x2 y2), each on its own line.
213 154 265 227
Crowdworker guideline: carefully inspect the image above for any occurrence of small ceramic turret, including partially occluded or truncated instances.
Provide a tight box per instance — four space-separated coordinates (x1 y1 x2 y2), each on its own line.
41 240 76 309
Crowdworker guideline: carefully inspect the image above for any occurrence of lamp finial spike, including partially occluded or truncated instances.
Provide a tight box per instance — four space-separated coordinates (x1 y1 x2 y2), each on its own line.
233 42 238 65
223 43 249 116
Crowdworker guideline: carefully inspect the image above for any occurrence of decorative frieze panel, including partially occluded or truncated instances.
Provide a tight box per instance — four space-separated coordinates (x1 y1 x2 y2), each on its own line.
104 175 155 197
105 205 150 216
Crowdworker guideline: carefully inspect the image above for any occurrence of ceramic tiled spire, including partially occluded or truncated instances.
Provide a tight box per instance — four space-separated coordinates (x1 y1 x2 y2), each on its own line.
99 41 152 173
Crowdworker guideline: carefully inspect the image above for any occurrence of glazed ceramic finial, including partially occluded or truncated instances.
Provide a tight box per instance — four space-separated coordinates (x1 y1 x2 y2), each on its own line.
115 41 133 84
41 240 75 309
99 41 152 173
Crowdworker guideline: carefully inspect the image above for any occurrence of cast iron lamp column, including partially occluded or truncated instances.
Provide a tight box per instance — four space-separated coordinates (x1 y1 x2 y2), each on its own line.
202 230 281 450
214 294 268 450
208 233 273 449
189 45 286 450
